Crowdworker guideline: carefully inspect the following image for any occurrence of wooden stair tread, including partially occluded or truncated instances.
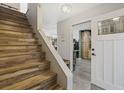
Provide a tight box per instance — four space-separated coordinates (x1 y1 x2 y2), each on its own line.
0 36 36 41
0 17 29 26
0 61 50 82
0 9 27 20
0 53 44 64
48 83 64 90
0 45 42 54
27 75 57 90
0 19 31 28
0 37 39 45
0 45 41 50
0 69 43 89
48 84 58 90
0 57 42 68
0 6 29 25
0 53 45 66
0 24 33 33
0 51 42 58
0 10 28 22
54 85 64 90
0 13 28 23
0 30 34 39
0 61 48 75
0 42 39 46
0 6 26 18
1 71 56 90
0 15 28 25
0 6 61 90
0 29 34 35
0 68 40 82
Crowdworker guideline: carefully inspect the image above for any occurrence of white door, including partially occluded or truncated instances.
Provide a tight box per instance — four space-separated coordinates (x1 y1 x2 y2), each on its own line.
91 8 124 90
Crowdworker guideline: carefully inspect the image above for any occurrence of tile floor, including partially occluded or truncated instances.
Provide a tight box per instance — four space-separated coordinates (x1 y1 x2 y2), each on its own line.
73 58 103 90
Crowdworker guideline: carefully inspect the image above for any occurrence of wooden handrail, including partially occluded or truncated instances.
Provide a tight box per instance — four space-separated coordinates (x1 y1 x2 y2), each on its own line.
0 3 18 10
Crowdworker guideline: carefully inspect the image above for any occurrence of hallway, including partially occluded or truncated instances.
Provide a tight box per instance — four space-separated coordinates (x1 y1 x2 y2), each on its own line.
73 59 103 90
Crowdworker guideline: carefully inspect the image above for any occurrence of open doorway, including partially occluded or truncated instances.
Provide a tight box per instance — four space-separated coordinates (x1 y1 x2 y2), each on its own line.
79 30 91 60
72 21 91 89
72 21 102 90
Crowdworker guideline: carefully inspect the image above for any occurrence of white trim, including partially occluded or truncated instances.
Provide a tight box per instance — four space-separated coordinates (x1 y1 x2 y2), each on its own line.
38 29 73 89
92 79 123 90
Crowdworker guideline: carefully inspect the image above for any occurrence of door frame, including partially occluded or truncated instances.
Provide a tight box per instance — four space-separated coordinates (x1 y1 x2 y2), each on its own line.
91 8 124 90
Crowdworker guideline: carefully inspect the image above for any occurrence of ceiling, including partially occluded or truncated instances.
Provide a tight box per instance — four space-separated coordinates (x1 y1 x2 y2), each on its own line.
41 3 101 37
42 3 101 25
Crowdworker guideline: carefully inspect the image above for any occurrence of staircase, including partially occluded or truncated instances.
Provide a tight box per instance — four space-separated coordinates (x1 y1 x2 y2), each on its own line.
0 6 64 90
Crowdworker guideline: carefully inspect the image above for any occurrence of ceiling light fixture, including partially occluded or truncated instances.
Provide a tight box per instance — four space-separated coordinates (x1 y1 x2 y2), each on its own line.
112 17 120 21
61 4 72 14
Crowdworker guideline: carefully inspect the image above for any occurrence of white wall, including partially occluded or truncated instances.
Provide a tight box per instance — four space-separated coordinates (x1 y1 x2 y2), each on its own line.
26 3 37 31
57 3 124 71
43 25 57 38
73 21 91 41
20 3 28 13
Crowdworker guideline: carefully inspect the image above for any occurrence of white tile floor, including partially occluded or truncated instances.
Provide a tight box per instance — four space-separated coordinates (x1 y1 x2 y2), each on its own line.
73 58 103 90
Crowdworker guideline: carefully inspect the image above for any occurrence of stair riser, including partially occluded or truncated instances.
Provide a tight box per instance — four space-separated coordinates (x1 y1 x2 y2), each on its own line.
0 48 42 53
0 42 38 46
0 51 43 58
48 84 58 90
0 32 34 39
36 76 57 90
0 24 32 33
0 62 50 75
0 16 28 26
0 37 36 42
30 78 57 90
0 34 34 39
0 67 50 89
0 20 30 28
0 10 27 20
0 13 28 23
25 73 56 90
0 45 41 51
1 71 56 90
0 54 45 68
0 17 29 26
0 71 41 89
0 47 43 55
0 20 30 29
0 41 39 46
0 58 42 69
0 39 38 45
40 77 57 90
0 6 26 18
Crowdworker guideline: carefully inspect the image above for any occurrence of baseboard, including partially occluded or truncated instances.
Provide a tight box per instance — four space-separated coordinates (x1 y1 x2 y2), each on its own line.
91 79 123 90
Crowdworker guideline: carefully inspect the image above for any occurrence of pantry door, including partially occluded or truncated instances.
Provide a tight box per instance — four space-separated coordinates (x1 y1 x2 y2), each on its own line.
91 8 124 90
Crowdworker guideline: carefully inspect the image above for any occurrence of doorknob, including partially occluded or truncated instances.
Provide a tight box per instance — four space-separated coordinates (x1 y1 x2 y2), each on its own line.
92 48 95 51
92 53 96 56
